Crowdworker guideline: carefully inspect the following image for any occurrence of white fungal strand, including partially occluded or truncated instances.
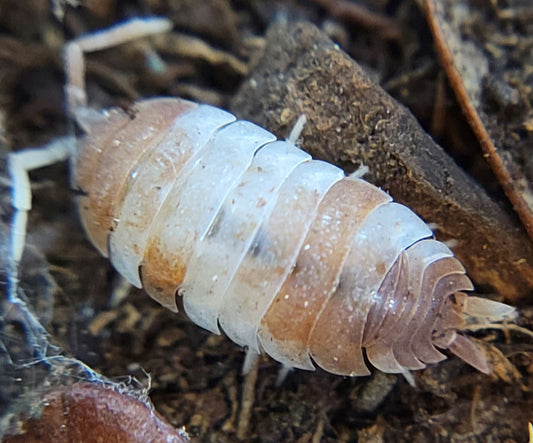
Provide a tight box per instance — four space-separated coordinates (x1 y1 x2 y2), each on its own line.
73 97 506 376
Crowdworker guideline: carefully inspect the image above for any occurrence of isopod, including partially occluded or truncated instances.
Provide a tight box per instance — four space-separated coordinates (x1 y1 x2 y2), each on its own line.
8 17 514 380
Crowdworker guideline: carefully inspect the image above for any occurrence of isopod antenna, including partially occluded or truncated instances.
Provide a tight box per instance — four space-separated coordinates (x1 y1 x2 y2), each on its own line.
7 17 174 300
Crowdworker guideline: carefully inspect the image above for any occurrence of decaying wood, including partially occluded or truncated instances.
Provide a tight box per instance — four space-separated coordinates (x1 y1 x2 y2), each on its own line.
232 20 533 302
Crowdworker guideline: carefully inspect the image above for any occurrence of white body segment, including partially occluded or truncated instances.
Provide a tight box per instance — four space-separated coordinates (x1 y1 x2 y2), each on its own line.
182 140 311 334
109 104 236 287
219 160 344 353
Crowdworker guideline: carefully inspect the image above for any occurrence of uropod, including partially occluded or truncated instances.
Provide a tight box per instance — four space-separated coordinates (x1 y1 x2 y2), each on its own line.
8 18 514 381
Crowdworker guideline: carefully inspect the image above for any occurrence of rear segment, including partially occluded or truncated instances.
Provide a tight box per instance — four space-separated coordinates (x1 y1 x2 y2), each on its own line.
258 176 508 376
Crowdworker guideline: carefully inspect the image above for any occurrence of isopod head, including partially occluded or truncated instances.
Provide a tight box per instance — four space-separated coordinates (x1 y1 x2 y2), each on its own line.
72 98 198 258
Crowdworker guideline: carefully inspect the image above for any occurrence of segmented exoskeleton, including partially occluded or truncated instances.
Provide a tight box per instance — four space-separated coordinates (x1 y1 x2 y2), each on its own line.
9 18 513 380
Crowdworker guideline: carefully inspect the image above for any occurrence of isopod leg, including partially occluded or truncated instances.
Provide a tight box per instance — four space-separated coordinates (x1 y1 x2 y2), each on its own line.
7 136 75 298
275 365 294 386
287 114 307 145
348 164 369 179
242 348 260 375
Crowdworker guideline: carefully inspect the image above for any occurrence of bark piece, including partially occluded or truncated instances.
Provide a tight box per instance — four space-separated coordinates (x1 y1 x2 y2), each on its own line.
231 20 533 301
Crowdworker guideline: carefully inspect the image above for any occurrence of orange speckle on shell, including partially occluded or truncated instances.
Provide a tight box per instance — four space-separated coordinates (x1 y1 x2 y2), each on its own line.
140 236 188 312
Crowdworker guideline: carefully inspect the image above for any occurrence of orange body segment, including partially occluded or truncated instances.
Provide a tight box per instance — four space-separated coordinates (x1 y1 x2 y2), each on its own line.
258 178 391 369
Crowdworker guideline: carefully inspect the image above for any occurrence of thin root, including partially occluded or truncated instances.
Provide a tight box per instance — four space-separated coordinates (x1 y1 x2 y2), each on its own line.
462 322 533 339
237 354 259 440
